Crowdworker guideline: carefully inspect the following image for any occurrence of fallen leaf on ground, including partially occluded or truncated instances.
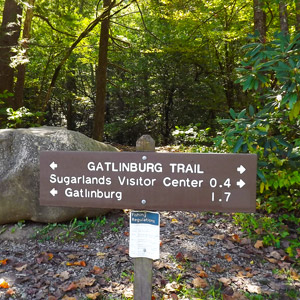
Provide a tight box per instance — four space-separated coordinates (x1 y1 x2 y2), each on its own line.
85 292 100 299
224 254 232 262
57 271 70 280
96 252 107 259
246 284 261 294
218 277 231 286
212 234 225 240
266 258 278 264
171 218 178 223
0 279 10 289
0 259 8 265
197 270 208 278
66 261 86 267
192 231 200 235
5 289 15 295
62 296 77 300
15 264 27 271
163 282 181 293
255 228 263 234
91 266 104 275
223 291 248 300
254 240 264 249
193 219 201 225
76 277 95 288
64 282 78 292
117 245 129 255
175 252 185 262
206 241 216 246
188 225 195 231
154 261 171 270
123 286 134 298
210 264 225 273
290 269 299 281
269 251 281 260
36 252 53 264
192 277 208 288
231 234 241 243
170 293 178 300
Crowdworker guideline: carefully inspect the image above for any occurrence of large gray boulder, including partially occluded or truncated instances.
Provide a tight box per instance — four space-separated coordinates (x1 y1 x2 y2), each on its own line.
0 126 118 224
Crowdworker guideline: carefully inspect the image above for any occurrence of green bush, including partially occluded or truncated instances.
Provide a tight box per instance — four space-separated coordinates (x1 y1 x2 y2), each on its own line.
172 124 212 146
6 106 43 128
215 33 300 258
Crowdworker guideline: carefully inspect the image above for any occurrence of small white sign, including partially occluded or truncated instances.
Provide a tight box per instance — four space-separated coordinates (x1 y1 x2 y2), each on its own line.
129 211 160 260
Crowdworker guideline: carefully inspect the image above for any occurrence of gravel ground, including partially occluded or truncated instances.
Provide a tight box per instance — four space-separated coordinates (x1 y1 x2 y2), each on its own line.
0 210 299 300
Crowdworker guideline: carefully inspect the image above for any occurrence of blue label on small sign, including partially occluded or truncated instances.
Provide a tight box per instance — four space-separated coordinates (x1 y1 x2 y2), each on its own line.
131 211 159 226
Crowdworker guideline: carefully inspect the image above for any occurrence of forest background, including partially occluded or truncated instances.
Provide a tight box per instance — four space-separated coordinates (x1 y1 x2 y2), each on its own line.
0 0 299 263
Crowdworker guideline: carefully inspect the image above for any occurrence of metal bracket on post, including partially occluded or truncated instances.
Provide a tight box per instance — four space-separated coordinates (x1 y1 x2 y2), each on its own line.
134 134 155 300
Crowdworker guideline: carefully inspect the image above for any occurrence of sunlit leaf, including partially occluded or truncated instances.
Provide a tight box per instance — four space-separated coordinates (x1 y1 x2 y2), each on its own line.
192 277 208 288
0 279 9 289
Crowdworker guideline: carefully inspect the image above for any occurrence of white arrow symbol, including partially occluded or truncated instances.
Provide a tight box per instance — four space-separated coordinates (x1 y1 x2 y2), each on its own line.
237 165 246 174
50 162 58 170
50 188 58 196
237 179 246 188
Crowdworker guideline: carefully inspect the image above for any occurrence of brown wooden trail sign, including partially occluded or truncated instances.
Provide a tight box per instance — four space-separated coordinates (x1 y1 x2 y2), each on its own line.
40 150 257 212
39 135 257 300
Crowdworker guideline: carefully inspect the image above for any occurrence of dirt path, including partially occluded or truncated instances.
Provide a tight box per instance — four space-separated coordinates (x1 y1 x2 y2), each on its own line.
0 210 299 299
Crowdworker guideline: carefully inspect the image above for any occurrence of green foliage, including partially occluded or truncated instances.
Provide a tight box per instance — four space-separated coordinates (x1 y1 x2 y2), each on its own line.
236 33 300 120
215 105 300 214
217 33 300 258
234 213 300 258
10 220 26 233
0 90 14 105
33 216 107 242
172 124 212 146
6 107 43 128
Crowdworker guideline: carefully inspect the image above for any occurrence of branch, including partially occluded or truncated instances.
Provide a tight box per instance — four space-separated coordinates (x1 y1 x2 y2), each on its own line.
108 61 131 72
111 20 142 32
134 0 162 42
110 34 131 49
34 14 77 37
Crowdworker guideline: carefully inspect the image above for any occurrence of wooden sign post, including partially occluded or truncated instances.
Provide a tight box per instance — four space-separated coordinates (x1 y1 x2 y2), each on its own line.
134 135 156 300
39 135 258 300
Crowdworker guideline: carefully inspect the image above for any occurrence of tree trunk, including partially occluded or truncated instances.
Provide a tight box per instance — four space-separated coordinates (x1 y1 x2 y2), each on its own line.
296 0 300 32
253 0 266 43
163 87 174 145
66 72 77 130
279 0 289 35
14 0 35 109
92 0 111 141
0 0 22 106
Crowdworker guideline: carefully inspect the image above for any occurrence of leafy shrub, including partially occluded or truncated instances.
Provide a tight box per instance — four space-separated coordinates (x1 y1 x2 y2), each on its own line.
215 33 300 257
6 107 43 128
172 124 212 146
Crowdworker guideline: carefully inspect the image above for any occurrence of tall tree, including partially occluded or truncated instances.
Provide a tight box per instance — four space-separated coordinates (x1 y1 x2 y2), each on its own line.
14 0 35 109
0 0 22 106
253 0 266 42
296 0 300 32
279 0 289 34
92 0 111 141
